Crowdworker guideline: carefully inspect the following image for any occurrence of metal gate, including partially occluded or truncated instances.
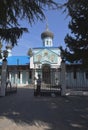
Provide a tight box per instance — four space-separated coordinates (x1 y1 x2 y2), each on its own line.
34 68 62 95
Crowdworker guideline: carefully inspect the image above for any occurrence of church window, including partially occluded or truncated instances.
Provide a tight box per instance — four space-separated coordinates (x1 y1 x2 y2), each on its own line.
47 41 48 45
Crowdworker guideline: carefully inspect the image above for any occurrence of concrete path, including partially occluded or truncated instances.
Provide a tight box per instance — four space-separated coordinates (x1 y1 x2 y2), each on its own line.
0 87 88 130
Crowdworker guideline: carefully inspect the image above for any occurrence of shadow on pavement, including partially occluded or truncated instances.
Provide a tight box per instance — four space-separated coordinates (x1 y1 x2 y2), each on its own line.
0 87 88 130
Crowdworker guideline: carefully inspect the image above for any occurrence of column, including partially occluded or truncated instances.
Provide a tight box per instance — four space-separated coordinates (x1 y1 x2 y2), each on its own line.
61 60 66 96
0 60 7 96
15 73 18 86
9 73 11 81
20 72 22 85
26 71 28 84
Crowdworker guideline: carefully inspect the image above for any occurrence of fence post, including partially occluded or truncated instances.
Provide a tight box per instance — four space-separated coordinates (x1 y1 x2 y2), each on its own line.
0 59 7 96
61 60 66 96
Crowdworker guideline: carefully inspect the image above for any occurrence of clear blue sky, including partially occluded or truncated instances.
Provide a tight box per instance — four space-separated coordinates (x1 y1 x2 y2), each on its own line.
12 0 70 56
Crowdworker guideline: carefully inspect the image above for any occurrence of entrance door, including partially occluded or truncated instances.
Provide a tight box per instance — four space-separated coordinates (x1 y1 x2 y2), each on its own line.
42 64 51 84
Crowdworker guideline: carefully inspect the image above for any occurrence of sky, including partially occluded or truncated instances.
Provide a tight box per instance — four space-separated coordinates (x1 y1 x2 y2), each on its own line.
9 0 70 56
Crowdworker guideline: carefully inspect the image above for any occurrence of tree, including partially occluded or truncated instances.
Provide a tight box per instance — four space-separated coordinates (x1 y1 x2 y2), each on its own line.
0 0 58 46
60 0 88 67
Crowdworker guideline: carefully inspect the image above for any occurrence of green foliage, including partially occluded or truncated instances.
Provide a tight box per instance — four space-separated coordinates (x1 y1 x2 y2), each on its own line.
0 28 28 46
0 0 58 46
60 0 88 67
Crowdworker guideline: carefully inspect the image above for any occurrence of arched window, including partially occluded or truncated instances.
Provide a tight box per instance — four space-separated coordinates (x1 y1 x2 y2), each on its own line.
47 40 48 45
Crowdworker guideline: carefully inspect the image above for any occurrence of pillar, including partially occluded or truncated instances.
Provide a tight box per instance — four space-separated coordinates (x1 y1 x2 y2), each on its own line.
9 73 11 81
26 71 28 84
0 59 7 96
61 60 66 96
20 72 22 85
15 73 18 86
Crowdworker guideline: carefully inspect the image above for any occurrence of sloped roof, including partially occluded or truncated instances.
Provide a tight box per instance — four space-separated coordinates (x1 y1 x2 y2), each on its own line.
6 56 30 65
33 46 59 49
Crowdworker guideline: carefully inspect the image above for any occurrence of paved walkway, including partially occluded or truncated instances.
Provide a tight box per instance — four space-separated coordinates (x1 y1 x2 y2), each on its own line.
0 87 88 130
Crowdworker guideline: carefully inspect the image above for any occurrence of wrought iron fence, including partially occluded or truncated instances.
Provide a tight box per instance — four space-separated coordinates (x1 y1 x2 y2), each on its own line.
34 68 62 94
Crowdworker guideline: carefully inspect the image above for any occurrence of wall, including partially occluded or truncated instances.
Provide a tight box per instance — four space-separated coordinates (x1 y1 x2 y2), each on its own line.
66 70 88 90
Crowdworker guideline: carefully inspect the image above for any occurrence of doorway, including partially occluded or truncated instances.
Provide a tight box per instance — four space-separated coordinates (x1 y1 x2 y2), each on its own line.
42 64 51 84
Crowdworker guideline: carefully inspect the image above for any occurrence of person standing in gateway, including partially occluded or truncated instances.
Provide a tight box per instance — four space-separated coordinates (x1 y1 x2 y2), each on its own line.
36 74 41 95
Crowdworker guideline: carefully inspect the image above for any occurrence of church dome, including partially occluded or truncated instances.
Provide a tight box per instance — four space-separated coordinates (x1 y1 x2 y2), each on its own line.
41 26 54 39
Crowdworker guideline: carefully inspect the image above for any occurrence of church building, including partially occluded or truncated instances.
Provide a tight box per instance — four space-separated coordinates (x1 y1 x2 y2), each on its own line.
0 25 62 87
29 25 62 87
